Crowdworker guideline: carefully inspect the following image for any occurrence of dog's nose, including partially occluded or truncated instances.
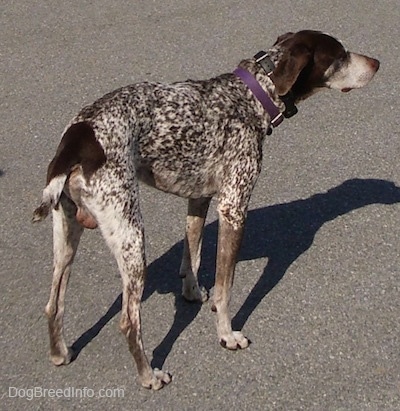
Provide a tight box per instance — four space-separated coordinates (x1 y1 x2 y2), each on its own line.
369 58 380 72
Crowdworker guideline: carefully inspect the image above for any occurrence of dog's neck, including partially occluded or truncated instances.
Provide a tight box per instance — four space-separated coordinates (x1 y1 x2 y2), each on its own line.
237 47 299 122
237 59 285 113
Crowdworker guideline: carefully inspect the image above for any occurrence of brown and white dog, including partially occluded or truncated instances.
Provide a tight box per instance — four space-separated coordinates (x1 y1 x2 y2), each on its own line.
33 30 379 389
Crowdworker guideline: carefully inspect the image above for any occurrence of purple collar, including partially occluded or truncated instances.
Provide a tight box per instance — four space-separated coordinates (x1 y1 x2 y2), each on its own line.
233 67 284 128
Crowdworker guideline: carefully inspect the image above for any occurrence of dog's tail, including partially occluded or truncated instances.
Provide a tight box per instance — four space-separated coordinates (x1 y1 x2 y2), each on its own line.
32 121 106 223
32 174 69 222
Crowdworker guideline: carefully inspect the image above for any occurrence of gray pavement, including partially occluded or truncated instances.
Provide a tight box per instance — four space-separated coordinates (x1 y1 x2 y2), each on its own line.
1 1 399 410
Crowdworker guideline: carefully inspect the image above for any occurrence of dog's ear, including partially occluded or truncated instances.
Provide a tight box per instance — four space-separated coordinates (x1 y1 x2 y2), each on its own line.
270 43 312 96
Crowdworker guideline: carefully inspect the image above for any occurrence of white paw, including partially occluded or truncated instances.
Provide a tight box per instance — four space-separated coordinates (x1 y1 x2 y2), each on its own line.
141 368 172 390
219 331 250 350
50 347 73 366
182 284 209 303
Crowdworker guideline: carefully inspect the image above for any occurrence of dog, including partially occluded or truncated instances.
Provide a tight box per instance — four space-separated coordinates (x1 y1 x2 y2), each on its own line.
32 30 379 390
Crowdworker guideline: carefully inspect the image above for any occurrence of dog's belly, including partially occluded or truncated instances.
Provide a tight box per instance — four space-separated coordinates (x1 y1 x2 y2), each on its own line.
136 162 218 198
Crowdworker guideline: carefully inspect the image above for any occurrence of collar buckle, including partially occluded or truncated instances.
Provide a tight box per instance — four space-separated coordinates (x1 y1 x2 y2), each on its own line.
254 51 275 75
271 112 284 128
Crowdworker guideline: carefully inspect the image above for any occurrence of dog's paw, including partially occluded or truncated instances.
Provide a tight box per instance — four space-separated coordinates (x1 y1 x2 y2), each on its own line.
219 331 250 350
141 368 172 390
182 284 209 303
50 347 73 366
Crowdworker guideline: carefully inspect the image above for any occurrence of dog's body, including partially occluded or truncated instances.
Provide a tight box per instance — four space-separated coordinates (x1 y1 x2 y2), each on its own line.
33 31 379 389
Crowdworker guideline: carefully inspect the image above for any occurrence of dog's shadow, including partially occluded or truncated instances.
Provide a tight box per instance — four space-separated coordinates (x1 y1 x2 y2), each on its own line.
70 178 400 368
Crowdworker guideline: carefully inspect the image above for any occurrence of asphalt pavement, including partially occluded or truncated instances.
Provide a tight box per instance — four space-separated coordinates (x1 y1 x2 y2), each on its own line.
1 1 399 410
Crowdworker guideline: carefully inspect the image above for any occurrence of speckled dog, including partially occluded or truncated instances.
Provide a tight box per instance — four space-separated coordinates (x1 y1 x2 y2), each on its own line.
33 31 379 390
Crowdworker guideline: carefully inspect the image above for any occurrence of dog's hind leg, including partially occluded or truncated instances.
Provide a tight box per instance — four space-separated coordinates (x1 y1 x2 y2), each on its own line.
46 194 84 365
91 174 171 390
179 197 211 303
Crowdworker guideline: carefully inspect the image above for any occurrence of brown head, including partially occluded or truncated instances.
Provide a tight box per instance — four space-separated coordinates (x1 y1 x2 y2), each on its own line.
270 30 380 102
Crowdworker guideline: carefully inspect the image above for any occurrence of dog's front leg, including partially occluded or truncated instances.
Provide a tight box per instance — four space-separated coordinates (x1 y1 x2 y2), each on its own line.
179 197 211 302
212 207 249 350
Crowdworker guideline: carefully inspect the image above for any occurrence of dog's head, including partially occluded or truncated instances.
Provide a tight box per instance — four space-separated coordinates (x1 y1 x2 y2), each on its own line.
270 30 380 101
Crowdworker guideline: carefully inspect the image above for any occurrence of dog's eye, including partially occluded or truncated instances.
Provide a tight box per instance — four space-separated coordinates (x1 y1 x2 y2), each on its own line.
332 51 349 71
